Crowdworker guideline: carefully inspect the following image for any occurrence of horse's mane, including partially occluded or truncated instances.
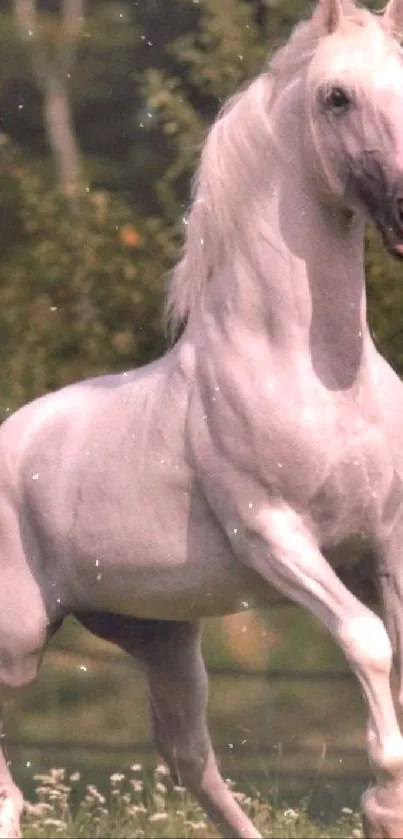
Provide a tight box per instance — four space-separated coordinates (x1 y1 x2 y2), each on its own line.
166 3 393 334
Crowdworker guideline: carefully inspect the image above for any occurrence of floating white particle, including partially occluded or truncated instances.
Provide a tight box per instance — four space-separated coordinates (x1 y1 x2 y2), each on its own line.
78 665 87 672
32 473 39 480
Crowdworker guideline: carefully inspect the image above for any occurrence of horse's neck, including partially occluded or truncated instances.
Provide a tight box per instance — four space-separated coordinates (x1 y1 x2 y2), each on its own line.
196 162 369 391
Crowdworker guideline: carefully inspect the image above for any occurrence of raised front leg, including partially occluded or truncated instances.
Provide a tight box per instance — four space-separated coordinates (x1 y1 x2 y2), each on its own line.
228 503 403 839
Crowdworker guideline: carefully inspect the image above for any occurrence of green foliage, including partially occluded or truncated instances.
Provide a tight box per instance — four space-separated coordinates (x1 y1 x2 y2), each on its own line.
0 135 174 416
142 0 269 221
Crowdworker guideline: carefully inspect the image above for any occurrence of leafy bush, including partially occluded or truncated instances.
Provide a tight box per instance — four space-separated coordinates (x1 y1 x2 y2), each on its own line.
0 135 176 416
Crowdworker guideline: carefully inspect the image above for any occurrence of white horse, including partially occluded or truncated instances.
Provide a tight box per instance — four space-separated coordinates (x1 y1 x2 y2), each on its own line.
1 0 403 835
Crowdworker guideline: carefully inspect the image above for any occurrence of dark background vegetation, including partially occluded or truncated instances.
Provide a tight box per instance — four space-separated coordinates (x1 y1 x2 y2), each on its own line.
0 0 399 814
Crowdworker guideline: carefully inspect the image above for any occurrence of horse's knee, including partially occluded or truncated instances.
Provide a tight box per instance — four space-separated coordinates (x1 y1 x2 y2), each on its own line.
339 613 392 674
0 652 40 690
0 623 48 690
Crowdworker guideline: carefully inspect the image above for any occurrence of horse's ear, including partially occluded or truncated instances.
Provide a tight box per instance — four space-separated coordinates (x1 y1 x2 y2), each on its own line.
383 0 403 35
312 0 351 34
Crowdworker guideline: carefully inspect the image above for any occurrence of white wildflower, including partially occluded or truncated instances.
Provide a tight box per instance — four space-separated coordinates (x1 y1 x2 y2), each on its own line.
284 808 298 820
155 763 169 775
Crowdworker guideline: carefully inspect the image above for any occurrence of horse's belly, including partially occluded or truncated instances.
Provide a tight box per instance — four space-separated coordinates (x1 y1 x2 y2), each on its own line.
73 535 270 620
70 485 271 620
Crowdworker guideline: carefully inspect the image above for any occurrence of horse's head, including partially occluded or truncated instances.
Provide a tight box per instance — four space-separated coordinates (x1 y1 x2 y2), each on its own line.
305 0 403 256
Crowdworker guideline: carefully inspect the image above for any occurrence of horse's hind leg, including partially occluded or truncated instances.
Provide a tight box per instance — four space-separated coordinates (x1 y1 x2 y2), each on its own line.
77 613 261 839
0 570 51 839
145 621 262 839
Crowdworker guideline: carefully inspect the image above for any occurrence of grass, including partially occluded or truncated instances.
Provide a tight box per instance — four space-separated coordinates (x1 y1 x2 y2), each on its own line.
20 764 364 838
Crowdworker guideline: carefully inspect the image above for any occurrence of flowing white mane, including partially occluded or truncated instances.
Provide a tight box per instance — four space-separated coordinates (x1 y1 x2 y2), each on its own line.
166 3 401 333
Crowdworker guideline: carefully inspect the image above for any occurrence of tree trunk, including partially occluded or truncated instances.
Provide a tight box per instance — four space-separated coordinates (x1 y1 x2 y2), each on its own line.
13 0 85 199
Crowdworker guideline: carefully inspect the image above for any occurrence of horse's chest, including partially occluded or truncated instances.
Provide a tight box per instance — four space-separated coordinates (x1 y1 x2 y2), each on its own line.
309 427 396 545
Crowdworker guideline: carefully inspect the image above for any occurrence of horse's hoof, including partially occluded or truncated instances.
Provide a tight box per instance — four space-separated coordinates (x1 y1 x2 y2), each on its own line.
362 785 403 838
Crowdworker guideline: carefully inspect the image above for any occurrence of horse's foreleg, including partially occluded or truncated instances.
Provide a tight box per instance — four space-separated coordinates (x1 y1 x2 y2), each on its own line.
231 506 403 839
77 613 261 839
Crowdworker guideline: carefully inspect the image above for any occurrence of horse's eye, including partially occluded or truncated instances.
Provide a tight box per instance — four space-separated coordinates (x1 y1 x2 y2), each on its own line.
325 86 351 111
